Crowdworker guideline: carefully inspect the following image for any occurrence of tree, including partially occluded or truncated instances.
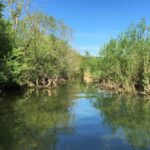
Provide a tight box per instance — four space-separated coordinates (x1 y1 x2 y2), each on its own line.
85 19 150 94
0 2 13 83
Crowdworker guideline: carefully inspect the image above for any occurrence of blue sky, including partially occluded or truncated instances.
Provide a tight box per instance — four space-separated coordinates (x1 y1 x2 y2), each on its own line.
32 0 150 55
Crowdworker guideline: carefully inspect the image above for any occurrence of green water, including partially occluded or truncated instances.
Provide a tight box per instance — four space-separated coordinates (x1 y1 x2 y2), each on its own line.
0 82 150 150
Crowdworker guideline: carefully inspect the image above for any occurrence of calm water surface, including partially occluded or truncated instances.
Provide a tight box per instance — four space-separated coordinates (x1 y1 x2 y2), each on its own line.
0 82 150 150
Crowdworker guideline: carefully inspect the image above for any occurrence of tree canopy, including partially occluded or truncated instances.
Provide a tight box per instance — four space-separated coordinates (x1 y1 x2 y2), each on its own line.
0 1 81 89
84 19 150 94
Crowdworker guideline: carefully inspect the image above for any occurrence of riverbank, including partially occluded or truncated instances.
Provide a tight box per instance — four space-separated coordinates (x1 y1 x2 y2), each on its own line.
83 76 146 96
96 80 147 96
0 77 68 94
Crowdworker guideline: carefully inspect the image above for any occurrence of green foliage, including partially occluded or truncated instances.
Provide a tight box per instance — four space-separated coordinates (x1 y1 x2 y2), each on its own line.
2 0 150 94
0 2 14 83
0 1 81 87
0 3 13 58
85 19 150 93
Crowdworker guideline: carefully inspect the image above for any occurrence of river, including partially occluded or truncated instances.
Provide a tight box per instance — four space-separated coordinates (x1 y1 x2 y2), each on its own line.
0 81 150 150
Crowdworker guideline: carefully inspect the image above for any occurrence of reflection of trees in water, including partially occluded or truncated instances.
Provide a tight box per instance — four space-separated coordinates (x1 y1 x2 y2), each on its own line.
93 94 150 149
0 82 84 150
13 94 71 150
0 99 17 150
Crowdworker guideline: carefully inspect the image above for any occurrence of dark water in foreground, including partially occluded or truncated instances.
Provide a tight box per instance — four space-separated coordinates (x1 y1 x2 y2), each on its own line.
0 82 150 150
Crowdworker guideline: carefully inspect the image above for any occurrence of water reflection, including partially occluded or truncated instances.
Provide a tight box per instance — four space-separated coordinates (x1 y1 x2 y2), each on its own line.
93 94 150 149
0 82 150 150
0 83 80 150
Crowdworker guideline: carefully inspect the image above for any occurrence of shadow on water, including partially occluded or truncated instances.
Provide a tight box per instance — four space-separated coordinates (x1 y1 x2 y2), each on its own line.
0 81 150 150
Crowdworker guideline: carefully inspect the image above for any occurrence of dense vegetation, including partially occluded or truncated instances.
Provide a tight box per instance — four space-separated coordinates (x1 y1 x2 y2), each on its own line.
0 0 81 90
85 19 150 94
1 0 150 95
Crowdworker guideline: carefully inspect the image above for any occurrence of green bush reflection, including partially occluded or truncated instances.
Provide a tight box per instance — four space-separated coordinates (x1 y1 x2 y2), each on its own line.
94 94 150 149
